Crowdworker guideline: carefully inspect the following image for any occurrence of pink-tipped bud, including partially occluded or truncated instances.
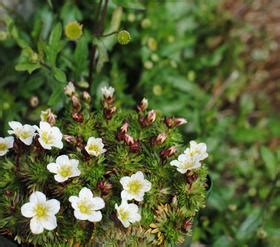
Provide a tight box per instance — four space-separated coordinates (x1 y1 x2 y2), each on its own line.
160 146 176 159
63 135 77 145
98 181 113 195
137 98 149 112
152 132 167 145
64 81 76 96
120 122 129 134
147 110 156 124
182 219 192 232
124 134 134 145
82 91 91 102
174 118 187 127
165 117 174 128
72 112 84 123
104 106 117 120
130 140 140 153
71 95 81 111
40 108 57 126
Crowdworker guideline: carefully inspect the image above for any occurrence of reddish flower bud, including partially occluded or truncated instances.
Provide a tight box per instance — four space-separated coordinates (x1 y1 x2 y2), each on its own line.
182 219 192 232
160 146 176 159
124 134 134 145
117 122 129 141
120 122 129 134
63 135 77 145
186 170 198 186
137 98 148 112
165 117 187 128
40 108 57 126
72 112 84 122
103 106 117 120
82 91 91 102
71 95 81 111
147 110 156 124
151 132 167 145
98 181 113 195
174 118 187 127
130 140 140 153
165 117 174 128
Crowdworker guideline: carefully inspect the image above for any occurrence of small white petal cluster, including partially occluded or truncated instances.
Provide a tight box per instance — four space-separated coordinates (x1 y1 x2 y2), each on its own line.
170 140 208 174
21 191 60 234
120 171 152 202
0 136 14 156
35 121 63 150
8 121 36 145
115 200 141 228
47 155 80 183
69 188 105 222
116 171 151 227
85 137 106 157
101 86 115 98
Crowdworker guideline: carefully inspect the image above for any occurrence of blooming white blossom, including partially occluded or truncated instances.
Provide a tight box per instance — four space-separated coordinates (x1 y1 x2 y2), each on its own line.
184 141 208 162
8 121 36 145
170 154 201 174
35 121 63 150
0 136 14 156
47 155 80 183
69 188 105 222
120 171 151 202
101 86 115 98
21 191 60 234
115 200 141 228
85 137 106 157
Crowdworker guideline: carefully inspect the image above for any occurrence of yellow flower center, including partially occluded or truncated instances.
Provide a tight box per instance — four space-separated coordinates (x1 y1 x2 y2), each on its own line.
34 204 47 218
65 21 83 41
89 144 100 153
189 149 199 157
182 161 194 170
41 131 53 144
119 208 129 221
78 202 91 214
127 180 142 195
58 165 72 178
0 143 7 151
19 131 30 139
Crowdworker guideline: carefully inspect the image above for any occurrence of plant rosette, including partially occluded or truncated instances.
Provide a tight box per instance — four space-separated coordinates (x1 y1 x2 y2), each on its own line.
0 87 209 246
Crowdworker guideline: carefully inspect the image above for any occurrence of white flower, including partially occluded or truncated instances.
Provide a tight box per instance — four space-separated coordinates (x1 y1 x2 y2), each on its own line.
21 191 60 234
184 140 208 162
8 121 36 145
35 121 63 150
170 154 201 174
0 136 14 156
115 200 141 228
120 171 151 202
47 155 80 183
69 187 105 222
101 86 115 98
64 81 76 96
85 137 106 157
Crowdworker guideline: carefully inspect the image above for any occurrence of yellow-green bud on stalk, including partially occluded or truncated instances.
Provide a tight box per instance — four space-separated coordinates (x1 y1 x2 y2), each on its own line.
117 30 131 45
30 96 39 107
30 52 39 63
65 21 83 41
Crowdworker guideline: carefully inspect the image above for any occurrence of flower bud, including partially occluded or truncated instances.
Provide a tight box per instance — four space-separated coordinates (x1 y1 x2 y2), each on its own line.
71 95 81 111
117 122 129 141
151 132 167 145
182 219 192 232
124 134 134 145
165 117 187 128
98 181 113 195
137 98 148 112
63 135 77 145
174 118 187 127
117 30 131 45
30 96 39 107
103 106 117 120
101 86 115 100
130 140 140 153
160 146 176 159
82 91 91 102
64 81 76 96
146 110 156 125
120 122 129 134
72 112 84 123
40 108 57 126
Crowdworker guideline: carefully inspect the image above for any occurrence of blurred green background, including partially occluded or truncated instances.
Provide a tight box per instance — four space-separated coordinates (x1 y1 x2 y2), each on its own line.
0 0 279 246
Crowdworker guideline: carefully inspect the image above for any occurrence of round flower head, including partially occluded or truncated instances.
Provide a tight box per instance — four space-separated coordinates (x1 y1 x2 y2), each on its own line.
85 137 106 157
64 21 83 41
170 154 201 174
21 191 60 234
117 30 131 45
47 155 81 183
184 140 208 162
35 121 63 150
0 136 14 156
115 200 141 228
8 121 36 145
120 171 151 202
69 188 105 222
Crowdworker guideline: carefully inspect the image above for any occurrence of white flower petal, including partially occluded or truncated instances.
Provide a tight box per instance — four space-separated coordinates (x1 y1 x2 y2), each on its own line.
40 121 51 131
21 202 35 218
120 176 130 187
40 215 57 230
121 190 132 201
29 191 46 204
47 163 58 173
79 188 93 199
74 210 88 220
56 155 69 165
46 199 60 214
54 174 68 183
92 197 105 210
30 217 44 234
54 140 63 149
88 211 102 222
8 121 22 130
5 136 14 148
134 171 144 180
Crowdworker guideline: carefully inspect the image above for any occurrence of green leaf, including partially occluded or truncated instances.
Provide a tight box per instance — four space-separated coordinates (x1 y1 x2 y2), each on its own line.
94 39 109 73
73 36 89 77
112 0 145 10
53 68 67 83
236 208 262 241
15 63 41 74
260 146 277 179
49 23 62 46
